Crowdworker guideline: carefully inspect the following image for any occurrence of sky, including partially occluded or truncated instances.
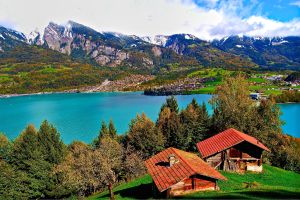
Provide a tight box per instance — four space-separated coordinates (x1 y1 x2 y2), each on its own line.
0 0 299 40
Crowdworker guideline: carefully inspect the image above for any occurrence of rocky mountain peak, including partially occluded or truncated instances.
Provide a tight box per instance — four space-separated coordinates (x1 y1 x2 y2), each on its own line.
0 26 26 52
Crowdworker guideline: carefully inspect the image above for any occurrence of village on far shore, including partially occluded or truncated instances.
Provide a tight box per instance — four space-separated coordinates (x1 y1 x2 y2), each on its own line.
144 70 300 97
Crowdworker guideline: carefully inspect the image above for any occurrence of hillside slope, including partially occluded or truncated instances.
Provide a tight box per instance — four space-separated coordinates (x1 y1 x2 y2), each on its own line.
0 44 119 94
88 165 300 199
212 36 300 70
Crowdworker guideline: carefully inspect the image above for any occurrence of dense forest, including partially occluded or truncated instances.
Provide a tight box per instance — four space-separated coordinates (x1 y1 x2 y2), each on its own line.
0 75 299 199
273 91 300 103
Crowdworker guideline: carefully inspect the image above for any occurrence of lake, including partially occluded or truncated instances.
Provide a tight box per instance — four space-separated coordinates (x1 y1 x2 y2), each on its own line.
0 92 298 143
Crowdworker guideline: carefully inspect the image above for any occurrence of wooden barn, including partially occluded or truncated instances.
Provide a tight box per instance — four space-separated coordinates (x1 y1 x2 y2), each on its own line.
197 128 270 173
144 147 227 198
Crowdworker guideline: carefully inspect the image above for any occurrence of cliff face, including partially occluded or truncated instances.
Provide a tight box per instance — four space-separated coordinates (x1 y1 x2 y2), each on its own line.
40 21 132 67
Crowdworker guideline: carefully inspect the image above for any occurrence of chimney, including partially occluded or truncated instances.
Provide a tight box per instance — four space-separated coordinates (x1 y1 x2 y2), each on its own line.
168 154 178 167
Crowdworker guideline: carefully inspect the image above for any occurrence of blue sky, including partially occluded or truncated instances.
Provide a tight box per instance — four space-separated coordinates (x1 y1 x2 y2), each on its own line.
194 0 300 21
0 0 299 40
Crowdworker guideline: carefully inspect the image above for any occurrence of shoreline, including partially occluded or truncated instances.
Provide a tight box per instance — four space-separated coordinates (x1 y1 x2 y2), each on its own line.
2 90 300 104
277 102 300 104
0 90 145 99
0 91 77 98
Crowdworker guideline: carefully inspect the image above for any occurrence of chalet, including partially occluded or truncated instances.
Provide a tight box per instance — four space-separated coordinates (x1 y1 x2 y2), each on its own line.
144 147 227 198
197 128 270 173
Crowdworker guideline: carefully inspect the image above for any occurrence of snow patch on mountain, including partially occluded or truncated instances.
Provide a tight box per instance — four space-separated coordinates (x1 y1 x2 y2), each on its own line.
63 22 73 38
235 44 244 48
272 40 288 46
184 34 196 40
27 28 44 45
141 35 169 46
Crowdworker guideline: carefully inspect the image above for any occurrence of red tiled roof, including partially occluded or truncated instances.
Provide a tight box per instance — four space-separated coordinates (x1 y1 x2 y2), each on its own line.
197 128 270 158
144 147 227 192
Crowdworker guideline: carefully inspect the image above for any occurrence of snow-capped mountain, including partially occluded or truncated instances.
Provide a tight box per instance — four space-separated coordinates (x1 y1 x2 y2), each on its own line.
212 35 300 69
27 28 44 45
0 25 26 52
0 21 299 70
141 35 169 46
141 34 197 47
28 21 152 66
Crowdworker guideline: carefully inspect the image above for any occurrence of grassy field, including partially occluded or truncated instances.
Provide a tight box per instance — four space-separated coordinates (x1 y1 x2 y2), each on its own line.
248 77 266 83
186 86 216 94
185 69 287 96
88 165 300 199
187 68 233 78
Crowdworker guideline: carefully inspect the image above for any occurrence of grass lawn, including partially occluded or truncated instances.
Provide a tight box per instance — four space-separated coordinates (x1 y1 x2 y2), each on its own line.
186 86 216 94
0 74 12 83
188 68 232 78
87 175 153 200
248 77 266 83
264 90 282 95
87 165 300 199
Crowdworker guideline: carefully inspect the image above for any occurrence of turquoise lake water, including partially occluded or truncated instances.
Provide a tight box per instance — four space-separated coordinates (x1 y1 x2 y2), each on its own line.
0 92 298 143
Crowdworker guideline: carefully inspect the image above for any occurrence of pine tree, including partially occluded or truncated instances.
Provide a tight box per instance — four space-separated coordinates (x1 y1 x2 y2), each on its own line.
37 120 66 164
94 121 110 148
199 102 211 138
160 96 179 113
108 119 117 139
99 121 109 138
0 133 11 161
11 125 40 169
157 107 185 149
179 99 210 151
10 124 50 198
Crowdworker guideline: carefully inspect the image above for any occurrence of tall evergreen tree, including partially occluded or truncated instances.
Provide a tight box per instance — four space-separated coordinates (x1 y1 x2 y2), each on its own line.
160 96 179 113
11 125 40 169
199 102 211 138
10 125 51 198
108 119 117 139
0 133 11 161
37 120 66 164
179 99 210 151
94 120 110 148
99 121 109 138
157 107 186 149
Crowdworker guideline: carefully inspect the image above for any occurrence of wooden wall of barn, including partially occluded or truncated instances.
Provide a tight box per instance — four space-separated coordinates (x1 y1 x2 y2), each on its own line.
204 144 264 173
168 175 217 197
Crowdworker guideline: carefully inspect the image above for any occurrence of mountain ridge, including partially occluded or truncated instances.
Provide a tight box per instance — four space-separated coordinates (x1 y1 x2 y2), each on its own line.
0 21 299 70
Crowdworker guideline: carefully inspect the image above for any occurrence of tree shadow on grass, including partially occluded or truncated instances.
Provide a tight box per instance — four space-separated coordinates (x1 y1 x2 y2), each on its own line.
178 189 300 199
101 182 153 199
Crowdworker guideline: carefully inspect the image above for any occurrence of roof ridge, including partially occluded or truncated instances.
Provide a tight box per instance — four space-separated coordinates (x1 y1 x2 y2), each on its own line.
172 148 198 174
230 128 246 140
173 148 226 180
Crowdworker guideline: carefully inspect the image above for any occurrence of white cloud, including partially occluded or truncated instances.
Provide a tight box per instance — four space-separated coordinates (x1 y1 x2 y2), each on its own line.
290 1 300 7
245 16 300 37
0 0 299 40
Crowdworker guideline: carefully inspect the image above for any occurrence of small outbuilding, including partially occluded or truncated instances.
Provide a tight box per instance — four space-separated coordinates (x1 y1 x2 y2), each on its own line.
144 147 227 198
197 128 270 173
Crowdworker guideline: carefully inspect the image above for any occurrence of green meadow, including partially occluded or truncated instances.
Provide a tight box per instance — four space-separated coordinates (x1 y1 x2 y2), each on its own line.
88 165 300 199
